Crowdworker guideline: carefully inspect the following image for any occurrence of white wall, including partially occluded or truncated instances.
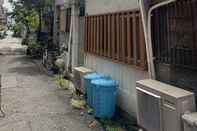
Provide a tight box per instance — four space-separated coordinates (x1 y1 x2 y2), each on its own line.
85 0 149 117
86 0 139 15
0 0 3 6
55 0 67 5
85 54 149 116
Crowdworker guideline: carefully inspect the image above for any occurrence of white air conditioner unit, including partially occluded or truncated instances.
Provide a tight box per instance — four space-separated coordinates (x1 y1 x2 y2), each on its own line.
73 66 93 93
136 79 196 131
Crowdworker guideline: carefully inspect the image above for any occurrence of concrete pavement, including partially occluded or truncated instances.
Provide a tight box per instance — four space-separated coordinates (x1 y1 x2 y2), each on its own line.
0 31 26 55
0 34 100 131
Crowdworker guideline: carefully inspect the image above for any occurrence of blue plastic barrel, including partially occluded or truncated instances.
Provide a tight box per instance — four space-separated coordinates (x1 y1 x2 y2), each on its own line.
84 73 109 107
91 79 118 118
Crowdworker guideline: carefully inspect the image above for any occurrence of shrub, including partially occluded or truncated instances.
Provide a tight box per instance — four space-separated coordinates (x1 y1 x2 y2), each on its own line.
52 75 69 89
27 41 43 58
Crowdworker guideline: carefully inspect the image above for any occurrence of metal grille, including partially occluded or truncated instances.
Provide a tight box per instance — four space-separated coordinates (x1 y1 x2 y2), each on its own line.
152 0 197 103
152 0 197 69
84 10 147 69
137 87 162 131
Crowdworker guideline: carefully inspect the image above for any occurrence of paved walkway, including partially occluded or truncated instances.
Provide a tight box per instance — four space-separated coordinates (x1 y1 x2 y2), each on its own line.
0 33 97 131
0 31 26 55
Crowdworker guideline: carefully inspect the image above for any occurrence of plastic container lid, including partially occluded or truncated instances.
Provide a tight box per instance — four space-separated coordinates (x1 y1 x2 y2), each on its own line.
91 79 118 87
84 73 109 80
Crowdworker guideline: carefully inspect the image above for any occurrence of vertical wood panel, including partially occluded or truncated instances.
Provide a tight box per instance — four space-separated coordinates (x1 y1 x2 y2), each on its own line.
132 13 137 65
100 16 104 56
111 14 116 59
121 13 126 62
104 15 107 56
116 13 120 60
84 17 88 52
91 16 94 53
139 19 146 68
97 16 100 54
88 17 91 52
127 13 132 64
84 10 147 69
94 16 97 53
108 15 111 58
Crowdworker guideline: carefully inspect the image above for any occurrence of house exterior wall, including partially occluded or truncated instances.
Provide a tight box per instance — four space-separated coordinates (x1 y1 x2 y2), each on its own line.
85 0 149 117
53 0 69 46
86 0 139 15
0 0 3 6
53 0 84 71
0 5 6 30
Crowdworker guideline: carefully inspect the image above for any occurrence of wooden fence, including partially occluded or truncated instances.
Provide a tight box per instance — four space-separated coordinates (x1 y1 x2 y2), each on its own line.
84 10 147 69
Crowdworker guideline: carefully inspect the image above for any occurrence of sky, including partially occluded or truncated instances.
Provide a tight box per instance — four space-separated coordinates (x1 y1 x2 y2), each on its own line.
3 0 13 12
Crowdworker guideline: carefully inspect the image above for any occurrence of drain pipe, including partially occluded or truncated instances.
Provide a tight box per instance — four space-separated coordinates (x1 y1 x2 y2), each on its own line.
67 7 73 73
70 0 80 72
139 0 176 79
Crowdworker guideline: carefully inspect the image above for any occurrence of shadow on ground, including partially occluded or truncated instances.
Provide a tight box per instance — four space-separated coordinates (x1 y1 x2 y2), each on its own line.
7 55 33 65
7 66 43 76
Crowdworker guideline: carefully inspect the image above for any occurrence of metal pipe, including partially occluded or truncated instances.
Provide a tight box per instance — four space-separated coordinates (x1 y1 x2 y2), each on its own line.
147 0 176 79
67 7 73 73
139 0 176 79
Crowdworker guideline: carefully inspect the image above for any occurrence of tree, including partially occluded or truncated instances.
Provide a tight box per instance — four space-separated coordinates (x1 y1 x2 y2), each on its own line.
9 0 53 38
9 0 39 38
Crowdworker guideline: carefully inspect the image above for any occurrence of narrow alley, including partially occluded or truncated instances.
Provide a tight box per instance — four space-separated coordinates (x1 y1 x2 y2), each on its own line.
0 33 96 131
1 0 197 131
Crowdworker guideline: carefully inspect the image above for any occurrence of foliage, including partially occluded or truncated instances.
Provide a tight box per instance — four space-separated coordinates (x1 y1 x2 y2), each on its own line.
26 13 39 32
9 1 34 33
55 58 65 71
27 38 43 58
99 120 121 131
9 0 53 34
52 75 69 90
21 38 28 45
28 41 42 51
11 23 23 37
70 98 86 109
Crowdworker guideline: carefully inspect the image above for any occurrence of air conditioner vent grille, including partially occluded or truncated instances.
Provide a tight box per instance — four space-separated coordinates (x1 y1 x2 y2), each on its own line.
137 87 161 131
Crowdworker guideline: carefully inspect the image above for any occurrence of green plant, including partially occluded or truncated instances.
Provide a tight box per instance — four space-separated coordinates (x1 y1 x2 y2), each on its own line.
22 38 28 45
55 58 65 72
11 23 23 37
52 75 69 90
27 40 43 57
99 119 121 131
70 98 86 109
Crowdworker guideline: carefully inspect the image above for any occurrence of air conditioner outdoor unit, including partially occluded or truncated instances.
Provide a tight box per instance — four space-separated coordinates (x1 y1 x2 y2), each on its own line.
136 79 196 131
73 66 93 93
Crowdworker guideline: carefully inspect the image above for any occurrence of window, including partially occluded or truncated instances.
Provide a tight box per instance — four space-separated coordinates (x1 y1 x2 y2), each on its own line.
59 8 71 32
60 9 66 32
84 10 147 69
152 0 197 69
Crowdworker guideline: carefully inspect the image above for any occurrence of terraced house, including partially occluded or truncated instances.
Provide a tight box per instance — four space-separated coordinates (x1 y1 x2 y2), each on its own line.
83 0 148 117
52 0 148 118
51 0 197 121
0 0 7 35
53 0 85 73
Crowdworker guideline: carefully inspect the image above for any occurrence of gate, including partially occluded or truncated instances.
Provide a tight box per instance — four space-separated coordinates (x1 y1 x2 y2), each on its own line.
152 0 197 99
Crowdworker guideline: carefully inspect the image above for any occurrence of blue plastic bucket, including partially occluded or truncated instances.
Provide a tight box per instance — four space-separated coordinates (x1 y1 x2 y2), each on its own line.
91 79 118 118
84 73 109 107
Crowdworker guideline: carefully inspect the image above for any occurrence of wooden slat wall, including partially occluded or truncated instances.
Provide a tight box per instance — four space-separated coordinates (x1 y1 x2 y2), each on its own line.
84 10 147 69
